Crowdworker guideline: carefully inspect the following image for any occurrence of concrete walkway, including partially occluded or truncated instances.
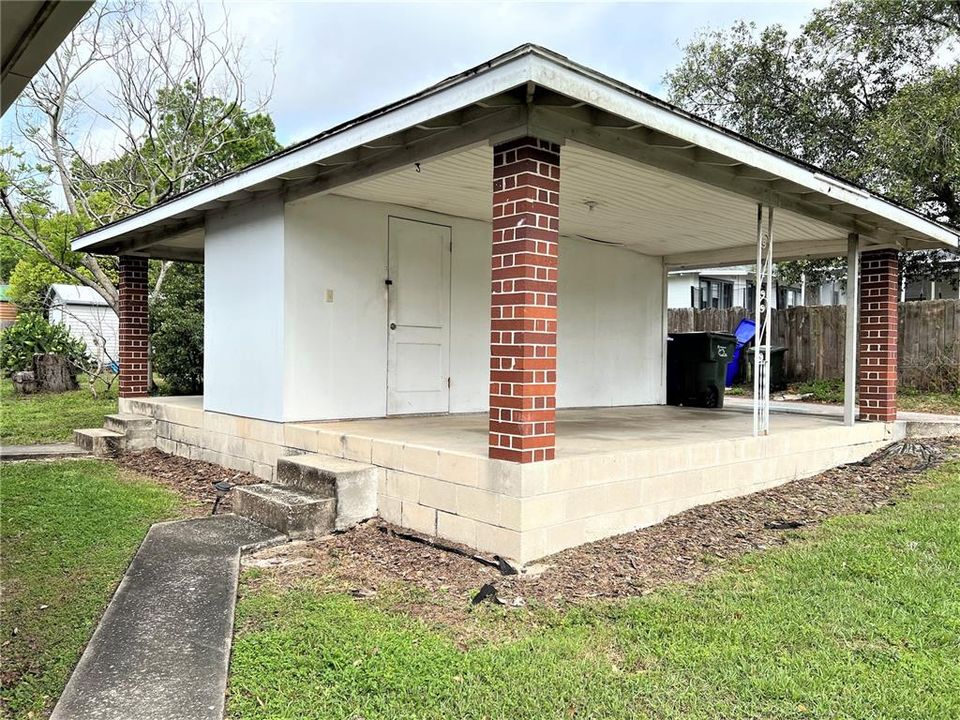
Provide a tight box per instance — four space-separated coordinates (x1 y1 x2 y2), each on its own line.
50 514 284 720
0 443 89 461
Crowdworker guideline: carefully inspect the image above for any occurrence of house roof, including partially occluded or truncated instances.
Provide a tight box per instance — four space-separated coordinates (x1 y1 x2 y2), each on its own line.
71 44 959 263
47 283 111 307
1 1 93 115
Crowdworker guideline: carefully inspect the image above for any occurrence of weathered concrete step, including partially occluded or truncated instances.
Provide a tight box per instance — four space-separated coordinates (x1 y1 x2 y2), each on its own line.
74 428 124 456
233 483 335 539
104 412 156 433
103 413 156 451
1 443 90 462
277 454 381 529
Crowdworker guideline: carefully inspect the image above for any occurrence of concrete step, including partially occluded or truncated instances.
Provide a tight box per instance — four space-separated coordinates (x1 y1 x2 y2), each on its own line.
1 443 90 462
74 428 124 456
233 484 335 539
103 413 157 451
276 455 381 529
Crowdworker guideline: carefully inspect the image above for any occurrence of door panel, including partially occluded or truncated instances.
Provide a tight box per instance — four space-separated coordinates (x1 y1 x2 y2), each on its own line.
387 217 451 415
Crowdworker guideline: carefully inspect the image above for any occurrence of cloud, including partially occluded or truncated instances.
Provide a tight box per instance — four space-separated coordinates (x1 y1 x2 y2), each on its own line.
206 1 826 146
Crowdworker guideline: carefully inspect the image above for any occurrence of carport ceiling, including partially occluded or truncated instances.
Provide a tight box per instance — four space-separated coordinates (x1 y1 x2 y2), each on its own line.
335 141 847 262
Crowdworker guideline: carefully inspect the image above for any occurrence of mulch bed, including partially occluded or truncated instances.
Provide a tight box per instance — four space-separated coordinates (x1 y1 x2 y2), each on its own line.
240 438 958 624
116 448 261 515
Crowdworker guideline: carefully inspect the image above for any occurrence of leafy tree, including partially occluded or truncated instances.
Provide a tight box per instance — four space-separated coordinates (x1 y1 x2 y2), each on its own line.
0 312 89 375
0 0 279 312
665 0 960 287
150 263 204 395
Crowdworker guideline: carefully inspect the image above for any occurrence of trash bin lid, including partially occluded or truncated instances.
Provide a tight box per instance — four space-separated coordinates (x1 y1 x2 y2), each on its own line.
746 345 787 355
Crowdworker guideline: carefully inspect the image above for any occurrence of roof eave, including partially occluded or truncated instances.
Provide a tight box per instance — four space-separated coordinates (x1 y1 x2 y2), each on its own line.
70 45 960 256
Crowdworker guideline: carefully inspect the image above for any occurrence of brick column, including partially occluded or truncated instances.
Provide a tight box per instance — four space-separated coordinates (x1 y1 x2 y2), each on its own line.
118 255 149 398
489 137 560 463
858 249 898 421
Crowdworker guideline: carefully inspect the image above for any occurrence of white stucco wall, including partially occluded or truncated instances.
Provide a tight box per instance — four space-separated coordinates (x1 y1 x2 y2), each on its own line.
205 192 665 422
557 236 663 407
204 197 286 420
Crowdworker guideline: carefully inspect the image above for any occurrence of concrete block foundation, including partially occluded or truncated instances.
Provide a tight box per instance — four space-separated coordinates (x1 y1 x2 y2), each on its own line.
122 396 897 564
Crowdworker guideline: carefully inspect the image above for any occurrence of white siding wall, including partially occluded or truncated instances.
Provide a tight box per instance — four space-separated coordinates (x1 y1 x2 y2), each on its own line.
668 273 698 308
49 302 118 364
204 197 286 420
206 192 666 422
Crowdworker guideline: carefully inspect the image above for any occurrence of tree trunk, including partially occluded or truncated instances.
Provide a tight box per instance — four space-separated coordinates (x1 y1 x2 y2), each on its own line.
33 353 79 392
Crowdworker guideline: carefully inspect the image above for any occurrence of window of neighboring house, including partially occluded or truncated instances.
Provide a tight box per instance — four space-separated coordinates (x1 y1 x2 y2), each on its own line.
778 286 802 308
699 278 734 309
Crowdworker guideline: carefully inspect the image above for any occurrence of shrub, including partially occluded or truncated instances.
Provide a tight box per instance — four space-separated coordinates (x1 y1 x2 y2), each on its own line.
151 263 203 395
0 313 90 375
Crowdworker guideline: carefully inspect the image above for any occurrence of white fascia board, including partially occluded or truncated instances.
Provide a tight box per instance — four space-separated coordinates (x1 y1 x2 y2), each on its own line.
72 55 536 251
529 56 959 250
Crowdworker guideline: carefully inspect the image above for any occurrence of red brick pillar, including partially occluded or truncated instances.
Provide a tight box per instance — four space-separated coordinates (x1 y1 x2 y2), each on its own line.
858 249 898 421
118 255 149 398
489 137 560 463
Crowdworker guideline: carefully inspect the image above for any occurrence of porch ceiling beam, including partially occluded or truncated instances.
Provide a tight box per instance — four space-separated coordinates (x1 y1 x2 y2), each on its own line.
528 105 897 242
126 245 204 264
111 217 205 255
663 238 854 269
283 104 528 202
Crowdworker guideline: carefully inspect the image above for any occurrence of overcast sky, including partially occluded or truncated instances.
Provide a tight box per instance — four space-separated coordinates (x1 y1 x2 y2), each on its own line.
206 1 825 147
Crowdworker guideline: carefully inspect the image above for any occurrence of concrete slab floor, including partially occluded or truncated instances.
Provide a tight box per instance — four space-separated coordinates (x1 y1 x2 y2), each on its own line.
50 514 284 720
303 405 847 459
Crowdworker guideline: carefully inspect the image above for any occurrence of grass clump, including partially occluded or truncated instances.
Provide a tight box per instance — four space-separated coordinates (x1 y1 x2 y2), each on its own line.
0 375 118 444
0 460 179 716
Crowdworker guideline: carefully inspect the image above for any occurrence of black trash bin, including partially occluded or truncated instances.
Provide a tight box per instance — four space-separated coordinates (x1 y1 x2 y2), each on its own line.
746 346 788 391
667 332 737 408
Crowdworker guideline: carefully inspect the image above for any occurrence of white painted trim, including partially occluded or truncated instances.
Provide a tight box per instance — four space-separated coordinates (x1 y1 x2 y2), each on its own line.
71 47 958 253
73 56 536 251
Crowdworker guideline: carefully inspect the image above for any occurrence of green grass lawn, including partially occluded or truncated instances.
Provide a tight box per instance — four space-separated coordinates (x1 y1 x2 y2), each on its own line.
1 460 180 718
229 459 960 720
728 378 960 415
0 376 118 445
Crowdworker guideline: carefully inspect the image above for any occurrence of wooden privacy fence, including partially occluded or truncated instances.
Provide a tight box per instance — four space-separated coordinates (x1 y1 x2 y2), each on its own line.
667 300 960 390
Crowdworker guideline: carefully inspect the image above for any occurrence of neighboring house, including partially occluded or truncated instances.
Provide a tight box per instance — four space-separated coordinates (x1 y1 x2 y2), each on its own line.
0 284 17 328
667 266 804 310
903 258 960 302
71 46 958 564
46 284 118 365
670 259 960 310
794 259 958 307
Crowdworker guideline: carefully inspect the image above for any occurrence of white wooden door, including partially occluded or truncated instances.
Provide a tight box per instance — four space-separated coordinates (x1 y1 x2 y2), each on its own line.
387 217 451 415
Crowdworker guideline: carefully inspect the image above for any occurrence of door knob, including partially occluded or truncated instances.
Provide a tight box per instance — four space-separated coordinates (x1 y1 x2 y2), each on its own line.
390 323 397 330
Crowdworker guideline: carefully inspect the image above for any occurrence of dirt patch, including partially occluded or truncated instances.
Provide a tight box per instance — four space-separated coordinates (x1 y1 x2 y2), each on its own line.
242 439 958 627
116 448 261 515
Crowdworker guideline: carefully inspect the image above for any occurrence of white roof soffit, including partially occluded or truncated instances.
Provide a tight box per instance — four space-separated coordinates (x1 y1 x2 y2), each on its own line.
72 45 959 258
1 1 93 115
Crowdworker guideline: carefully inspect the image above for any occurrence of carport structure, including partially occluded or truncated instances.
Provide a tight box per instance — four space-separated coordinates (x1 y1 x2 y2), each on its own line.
74 46 958 561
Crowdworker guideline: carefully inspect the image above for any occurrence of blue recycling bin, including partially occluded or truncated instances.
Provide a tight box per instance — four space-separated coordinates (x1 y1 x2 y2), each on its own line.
725 318 756 387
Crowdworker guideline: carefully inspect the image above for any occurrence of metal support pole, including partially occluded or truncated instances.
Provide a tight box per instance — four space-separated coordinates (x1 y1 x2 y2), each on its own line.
843 233 860 426
753 204 774 436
